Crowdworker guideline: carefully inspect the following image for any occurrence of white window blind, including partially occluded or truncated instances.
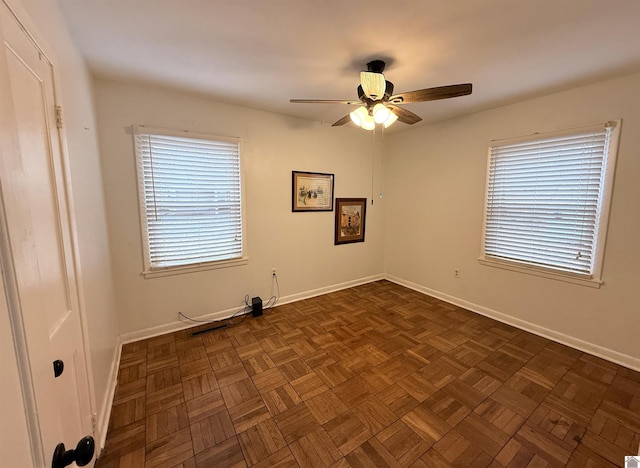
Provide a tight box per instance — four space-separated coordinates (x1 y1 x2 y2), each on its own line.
483 124 616 278
134 127 243 271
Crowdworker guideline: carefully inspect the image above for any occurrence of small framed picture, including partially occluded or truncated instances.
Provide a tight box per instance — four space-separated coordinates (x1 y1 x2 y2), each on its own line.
292 171 334 212
335 198 367 245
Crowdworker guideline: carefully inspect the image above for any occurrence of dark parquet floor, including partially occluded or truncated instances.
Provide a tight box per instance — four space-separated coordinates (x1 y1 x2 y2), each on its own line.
96 280 640 467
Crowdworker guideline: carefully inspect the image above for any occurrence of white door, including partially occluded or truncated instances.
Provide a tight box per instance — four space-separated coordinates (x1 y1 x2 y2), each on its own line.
0 2 95 467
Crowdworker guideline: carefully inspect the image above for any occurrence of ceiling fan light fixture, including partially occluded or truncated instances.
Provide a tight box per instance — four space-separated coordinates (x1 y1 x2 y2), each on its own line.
383 112 398 128
372 103 391 124
349 106 368 126
350 106 375 130
360 71 386 100
361 113 375 131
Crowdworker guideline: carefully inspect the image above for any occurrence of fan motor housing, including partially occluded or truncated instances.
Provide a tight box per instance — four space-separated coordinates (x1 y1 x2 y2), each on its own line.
357 81 394 104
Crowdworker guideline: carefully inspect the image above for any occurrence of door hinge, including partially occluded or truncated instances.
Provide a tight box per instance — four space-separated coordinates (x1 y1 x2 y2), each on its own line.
55 105 63 129
91 413 98 436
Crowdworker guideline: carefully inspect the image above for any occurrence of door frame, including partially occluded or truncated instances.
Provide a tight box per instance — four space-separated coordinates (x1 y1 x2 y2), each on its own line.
0 0 98 463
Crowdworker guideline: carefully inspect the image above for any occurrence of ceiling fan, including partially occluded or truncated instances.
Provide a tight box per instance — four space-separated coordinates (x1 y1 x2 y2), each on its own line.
290 60 472 130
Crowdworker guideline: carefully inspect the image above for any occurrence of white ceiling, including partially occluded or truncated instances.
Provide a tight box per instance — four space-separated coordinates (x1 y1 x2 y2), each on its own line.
57 0 640 132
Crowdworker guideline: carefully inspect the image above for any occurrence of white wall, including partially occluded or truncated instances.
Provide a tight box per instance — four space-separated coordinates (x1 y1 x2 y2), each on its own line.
5 0 120 438
94 79 385 334
385 72 640 367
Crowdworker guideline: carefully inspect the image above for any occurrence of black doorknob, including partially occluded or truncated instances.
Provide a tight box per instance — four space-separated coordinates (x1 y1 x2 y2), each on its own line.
52 436 95 468
53 359 64 378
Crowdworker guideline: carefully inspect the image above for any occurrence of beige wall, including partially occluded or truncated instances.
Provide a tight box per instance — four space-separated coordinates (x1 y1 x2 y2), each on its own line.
93 79 385 334
5 0 120 440
384 72 640 367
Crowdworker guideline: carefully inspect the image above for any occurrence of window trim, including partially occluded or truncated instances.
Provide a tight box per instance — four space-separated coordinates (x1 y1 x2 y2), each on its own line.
133 125 248 278
479 120 621 287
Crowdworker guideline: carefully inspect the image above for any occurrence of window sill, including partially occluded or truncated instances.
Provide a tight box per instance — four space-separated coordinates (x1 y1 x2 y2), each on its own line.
478 257 603 289
142 256 248 279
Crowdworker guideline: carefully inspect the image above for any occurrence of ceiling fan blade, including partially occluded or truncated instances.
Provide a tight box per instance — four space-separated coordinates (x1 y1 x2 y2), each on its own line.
331 114 352 127
389 83 472 104
388 105 422 125
290 99 361 105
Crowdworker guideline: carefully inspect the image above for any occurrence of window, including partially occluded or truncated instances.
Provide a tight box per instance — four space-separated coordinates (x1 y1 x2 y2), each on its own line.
480 121 620 286
134 126 245 276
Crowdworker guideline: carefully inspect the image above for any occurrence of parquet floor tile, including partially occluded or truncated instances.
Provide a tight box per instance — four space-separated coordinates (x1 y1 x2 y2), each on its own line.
96 280 640 467
376 383 421 419
432 428 496 466
185 389 225 423
117 361 146 385
180 356 212 379
344 437 401 467
251 446 297 468
332 376 372 407
324 410 373 455
413 448 455 467
182 372 218 401
288 427 342 467
274 402 321 444
145 427 194 468
261 383 302 416
401 404 452 445
109 395 145 430
191 410 235 452
193 436 245 468
314 362 353 388
237 418 287 465
375 419 431 465
512 422 575 466
352 396 398 434
305 389 349 424
227 396 271 433
397 367 439 402
423 388 473 427
145 402 189 444
221 378 261 409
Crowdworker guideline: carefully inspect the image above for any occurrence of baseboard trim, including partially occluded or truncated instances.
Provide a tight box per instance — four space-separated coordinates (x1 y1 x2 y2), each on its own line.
386 275 640 372
274 274 385 308
97 335 122 453
120 274 385 345
120 305 245 344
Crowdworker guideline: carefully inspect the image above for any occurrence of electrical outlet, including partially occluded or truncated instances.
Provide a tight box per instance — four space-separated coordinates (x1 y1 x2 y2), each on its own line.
272 268 276 277
454 269 460 278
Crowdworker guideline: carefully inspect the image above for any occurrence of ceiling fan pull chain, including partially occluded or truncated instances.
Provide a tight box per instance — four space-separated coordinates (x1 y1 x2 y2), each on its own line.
371 126 376 205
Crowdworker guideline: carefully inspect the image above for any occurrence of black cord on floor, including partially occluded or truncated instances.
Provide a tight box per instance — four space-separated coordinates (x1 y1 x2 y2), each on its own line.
178 272 281 334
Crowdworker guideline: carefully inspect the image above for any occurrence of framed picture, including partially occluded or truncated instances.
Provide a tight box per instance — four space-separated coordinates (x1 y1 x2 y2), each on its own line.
335 198 367 245
292 171 334 212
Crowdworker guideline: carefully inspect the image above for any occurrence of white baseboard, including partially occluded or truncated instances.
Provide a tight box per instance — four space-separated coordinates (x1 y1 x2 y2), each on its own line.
386 275 640 372
120 304 245 344
120 274 385 345
97 335 122 453
274 274 385 307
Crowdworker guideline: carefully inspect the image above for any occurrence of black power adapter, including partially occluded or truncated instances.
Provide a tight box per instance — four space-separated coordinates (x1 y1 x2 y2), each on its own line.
251 296 263 317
